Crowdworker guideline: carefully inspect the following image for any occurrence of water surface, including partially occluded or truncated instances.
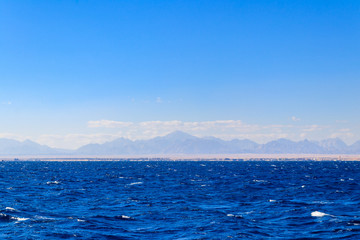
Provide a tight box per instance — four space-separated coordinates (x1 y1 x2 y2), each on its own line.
0 161 359 239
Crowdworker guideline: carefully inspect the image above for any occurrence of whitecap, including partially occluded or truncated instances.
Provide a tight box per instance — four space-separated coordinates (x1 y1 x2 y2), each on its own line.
5 207 18 212
13 217 29 222
46 181 60 185
269 199 276 202
115 215 134 220
128 182 143 186
0 213 28 222
311 211 328 217
77 219 85 222
253 179 266 183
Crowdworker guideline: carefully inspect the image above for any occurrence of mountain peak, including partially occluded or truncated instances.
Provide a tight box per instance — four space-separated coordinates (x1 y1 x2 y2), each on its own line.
161 131 197 140
22 139 38 145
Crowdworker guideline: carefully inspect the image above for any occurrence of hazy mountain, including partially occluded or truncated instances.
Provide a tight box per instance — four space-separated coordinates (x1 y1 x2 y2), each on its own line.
76 138 133 155
73 132 359 155
74 131 260 155
260 139 324 154
0 139 63 155
318 138 348 153
349 140 360 154
226 139 260 153
0 132 359 156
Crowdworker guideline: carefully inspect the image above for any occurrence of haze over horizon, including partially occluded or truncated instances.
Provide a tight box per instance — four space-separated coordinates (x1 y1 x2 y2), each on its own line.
1 1 359 149
0 130 360 155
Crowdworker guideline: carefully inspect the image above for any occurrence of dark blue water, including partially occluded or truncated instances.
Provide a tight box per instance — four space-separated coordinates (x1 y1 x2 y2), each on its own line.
0 161 359 239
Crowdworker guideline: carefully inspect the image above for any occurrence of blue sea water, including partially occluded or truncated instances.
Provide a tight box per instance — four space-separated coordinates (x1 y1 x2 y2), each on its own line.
0 160 359 239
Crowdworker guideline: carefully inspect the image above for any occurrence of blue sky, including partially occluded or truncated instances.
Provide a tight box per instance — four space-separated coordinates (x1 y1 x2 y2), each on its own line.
1 0 359 148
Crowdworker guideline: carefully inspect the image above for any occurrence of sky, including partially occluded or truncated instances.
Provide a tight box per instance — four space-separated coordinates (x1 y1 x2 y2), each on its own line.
0 0 359 149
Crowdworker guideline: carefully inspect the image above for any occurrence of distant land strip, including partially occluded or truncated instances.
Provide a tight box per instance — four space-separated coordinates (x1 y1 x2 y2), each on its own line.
1 154 360 161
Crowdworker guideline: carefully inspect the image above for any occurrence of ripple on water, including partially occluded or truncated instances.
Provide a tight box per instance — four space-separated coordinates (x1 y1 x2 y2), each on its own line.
0 161 359 239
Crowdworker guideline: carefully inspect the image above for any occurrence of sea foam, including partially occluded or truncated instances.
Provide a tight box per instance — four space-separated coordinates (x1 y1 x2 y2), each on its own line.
311 211 328 217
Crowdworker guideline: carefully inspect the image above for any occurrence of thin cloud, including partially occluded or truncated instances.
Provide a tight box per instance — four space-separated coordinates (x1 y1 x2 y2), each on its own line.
88 120 133 128
330 132 354 139
36 133 120 149
0 133 27 141
335 120 349 124
291 116 300 122
156 97 162 103
302 125 326 132
86 119 330 143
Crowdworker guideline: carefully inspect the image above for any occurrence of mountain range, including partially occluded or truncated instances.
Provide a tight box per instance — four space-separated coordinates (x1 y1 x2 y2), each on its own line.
0 131 359 156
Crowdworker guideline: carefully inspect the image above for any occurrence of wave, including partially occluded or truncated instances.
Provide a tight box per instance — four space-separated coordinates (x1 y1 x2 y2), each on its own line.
311 211 330 217
0 213 29 222
46 180 60 185
5 207 18 212
128 182 143 186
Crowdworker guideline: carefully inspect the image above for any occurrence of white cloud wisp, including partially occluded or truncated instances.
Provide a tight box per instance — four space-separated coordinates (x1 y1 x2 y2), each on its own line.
85 119 339 145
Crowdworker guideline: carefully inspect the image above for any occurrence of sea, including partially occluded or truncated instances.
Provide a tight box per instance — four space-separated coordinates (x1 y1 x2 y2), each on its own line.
0 160 359 239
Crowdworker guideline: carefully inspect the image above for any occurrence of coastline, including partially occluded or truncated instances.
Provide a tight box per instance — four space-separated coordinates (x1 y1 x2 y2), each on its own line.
1 154 360 161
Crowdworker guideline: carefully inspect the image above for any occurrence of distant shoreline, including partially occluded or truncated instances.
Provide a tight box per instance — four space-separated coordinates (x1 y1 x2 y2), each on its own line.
1 154 360 161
